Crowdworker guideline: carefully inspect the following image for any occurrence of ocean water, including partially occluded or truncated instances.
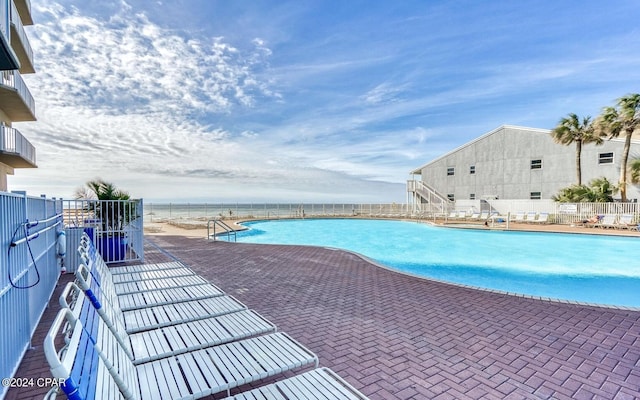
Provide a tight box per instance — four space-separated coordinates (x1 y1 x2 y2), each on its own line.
235 219 640 308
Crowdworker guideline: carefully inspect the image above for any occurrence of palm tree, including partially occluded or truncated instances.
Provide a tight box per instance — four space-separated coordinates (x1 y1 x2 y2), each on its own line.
595 93 640 202
550 113 601 185
552 177 617 203
588 177 617 202
76 179 133 232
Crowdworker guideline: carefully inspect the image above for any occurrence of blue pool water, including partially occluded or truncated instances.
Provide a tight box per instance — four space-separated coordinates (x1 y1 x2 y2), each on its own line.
235 219 640 308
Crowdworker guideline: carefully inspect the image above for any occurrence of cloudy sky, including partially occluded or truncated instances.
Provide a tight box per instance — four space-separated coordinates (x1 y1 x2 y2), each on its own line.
8 0 640 202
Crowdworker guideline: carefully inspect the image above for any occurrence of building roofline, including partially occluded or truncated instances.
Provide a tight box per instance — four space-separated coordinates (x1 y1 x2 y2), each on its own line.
410 125 549 174
409 124 637 175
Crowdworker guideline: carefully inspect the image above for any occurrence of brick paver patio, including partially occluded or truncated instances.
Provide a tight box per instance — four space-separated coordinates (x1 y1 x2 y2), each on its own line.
7 235 640 399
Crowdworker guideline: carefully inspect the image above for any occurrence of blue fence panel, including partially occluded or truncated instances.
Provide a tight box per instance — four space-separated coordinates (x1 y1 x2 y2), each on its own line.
0 191 62 400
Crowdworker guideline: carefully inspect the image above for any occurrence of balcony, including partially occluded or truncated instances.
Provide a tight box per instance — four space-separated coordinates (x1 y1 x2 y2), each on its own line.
12 0 32 26
0 124 36 167
10 0 34 73
0 69 35 121
0 0 20 70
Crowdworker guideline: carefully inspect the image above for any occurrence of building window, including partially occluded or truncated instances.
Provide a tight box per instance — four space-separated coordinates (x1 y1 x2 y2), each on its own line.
447 194 455 201
447 167 455 176
530 192 541 200
469 193 475 200
530 159 542 169
469 165 475 174
599 152 614 164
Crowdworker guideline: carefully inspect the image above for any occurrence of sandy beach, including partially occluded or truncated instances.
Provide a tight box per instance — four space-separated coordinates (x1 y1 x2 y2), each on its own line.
144 219 247 238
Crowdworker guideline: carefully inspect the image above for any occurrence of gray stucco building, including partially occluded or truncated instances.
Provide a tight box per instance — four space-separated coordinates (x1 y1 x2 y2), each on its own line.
409 125 640 206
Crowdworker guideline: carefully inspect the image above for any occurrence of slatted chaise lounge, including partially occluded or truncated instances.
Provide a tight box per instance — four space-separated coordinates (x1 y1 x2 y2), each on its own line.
531 212 549 224
79 242 210 296
616 214 638 230
513 211 525 222
45 308 319 399
524 211 537 223
598 214 618 229
62 282 277 364
79 234 187 275
222 368 370 400
109 260 190 274
69 275 247 334
75 262 225 312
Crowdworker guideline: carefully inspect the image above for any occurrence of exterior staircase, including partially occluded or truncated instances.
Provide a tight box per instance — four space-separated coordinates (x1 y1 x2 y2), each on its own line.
407 180 452 215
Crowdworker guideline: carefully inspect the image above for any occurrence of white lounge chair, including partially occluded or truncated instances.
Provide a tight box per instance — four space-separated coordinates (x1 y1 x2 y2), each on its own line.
531 212 549 224
223 368 370 400
524 211 537 223
71 264 248 333
61 282 277 364
79 238 210 295
599 214 618 229
513 211 525 222
79 234 191 274
75 262 225 311
616 214 637 230
45 307 318 399
110 261 194 275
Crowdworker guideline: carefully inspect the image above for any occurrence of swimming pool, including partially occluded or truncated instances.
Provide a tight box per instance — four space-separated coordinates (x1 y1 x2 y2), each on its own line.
235 219 640 308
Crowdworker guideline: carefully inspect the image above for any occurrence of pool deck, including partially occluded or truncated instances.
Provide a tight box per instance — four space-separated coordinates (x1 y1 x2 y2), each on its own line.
7 232 640 399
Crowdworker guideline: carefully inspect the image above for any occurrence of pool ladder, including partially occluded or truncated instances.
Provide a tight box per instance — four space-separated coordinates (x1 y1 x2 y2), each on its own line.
207 218 237 242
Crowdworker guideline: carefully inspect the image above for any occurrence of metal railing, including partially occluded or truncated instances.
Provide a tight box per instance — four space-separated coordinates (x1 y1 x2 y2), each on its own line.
0 0 9 40
431 198 640 225
0 124 36 165
0 191 62 399
407 180 452 214
62 199 144 264
10 0 33 70
1 69 35 116
207 218 237 242
144 201 640 227
145 203 417 222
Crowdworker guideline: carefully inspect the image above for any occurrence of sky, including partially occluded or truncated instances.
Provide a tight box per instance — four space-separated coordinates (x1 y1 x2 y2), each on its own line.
7 0 640 202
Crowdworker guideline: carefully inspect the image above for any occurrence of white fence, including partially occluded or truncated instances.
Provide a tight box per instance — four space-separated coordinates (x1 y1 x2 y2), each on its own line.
446 199 640 224
145 203 414 222
63 199 144 265
0 191 62 399
144 201 640 227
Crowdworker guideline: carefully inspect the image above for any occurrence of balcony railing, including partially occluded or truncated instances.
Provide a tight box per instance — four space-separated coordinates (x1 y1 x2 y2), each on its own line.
0 124 36 167
0 69 35 120
10 0 33 73
0 0 20 70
